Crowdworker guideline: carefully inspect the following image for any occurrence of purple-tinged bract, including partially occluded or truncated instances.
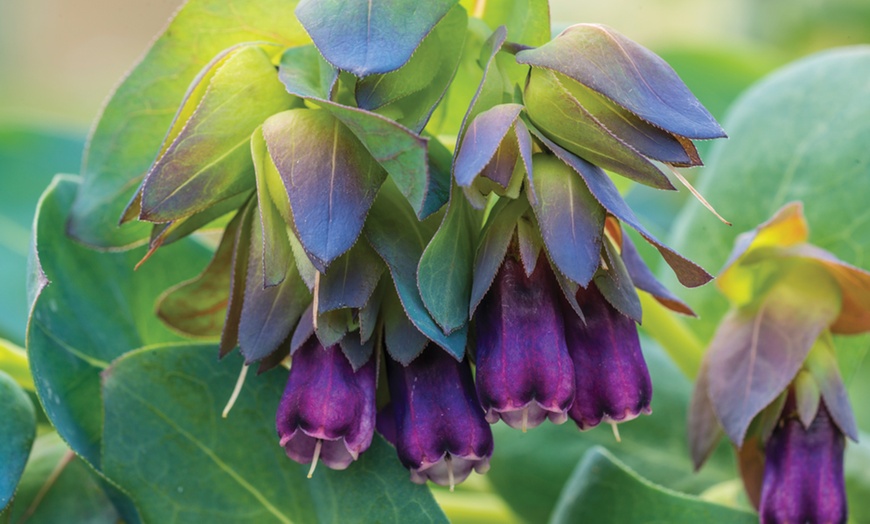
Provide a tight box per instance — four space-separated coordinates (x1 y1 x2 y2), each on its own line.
564 284 652 430
382 345 493 487
276 337 376 470
475 252 575 429
760 399 847 524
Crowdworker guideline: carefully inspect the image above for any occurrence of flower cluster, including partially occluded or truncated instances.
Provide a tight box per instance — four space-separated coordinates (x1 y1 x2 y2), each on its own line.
123 1 724 488
689 203 870 523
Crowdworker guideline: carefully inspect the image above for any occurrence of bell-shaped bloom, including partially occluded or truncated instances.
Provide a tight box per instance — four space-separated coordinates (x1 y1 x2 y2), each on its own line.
475 251 575 430
380 345 493 488
760 399 847 524
276 336 376 472
563 283 652 430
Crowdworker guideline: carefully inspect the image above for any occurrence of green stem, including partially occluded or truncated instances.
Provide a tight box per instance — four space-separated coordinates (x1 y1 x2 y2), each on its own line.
0 338 34 391
638 292 704 379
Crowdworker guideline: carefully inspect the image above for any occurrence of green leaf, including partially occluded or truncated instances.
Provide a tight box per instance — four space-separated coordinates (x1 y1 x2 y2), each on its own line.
138 44 296 223
101 343 446 524
0 370 36 510
69 0 310 248
487 340 738 523
668 47 870 362
252 126 294 288
550 447 756 524
2 433 119 524
418 184 479 334
0 125 82 345
27 176 212 467
365 179 468 359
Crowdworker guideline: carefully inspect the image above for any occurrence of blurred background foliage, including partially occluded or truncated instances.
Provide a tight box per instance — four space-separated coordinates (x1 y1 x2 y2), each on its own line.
2 1 869 523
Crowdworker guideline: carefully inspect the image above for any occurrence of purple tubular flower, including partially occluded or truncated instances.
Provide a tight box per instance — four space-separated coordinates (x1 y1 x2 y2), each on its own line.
563 283 652 431
475 252 575 430
760 399 847 524
382 345 493 489
276 336 376 474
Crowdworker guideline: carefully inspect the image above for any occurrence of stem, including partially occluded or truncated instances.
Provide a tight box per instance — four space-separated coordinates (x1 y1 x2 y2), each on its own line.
0 338 34 391
638 292 704 379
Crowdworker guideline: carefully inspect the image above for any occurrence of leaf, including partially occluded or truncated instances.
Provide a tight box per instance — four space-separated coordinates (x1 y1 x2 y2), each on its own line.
317 239 384 314
383 289 429 365
670 48 870 344
0 370 36 509
0 125 82 344
220 199 257 357
705 265 842 446
516 24 725 140
295 0 458 77
594 237 642 323
262 109 386 270
530 154 605 287
530 125 712 288
418 184 479 334
69 0 310 248
101 343 447 523
251 126 293 287
138 44 295 223
156 208 243 338
469 196 528 316
487 340 738 523
453 103 524 187
2 433 119 523
27 176 212 468
238 204 310 364
549 448 756 524
278 45 339 100
365 179 467 359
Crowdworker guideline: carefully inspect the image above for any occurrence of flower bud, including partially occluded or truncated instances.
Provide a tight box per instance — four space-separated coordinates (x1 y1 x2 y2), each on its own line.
475 251 574 430
759 399 846 524
381 345 493 489
563 284 652 430
276 336 376 473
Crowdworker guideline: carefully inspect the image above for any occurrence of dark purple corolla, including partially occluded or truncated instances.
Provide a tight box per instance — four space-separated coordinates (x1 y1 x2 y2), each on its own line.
475 251 575 430
760 398 847 524
563 284 652 433
276 336 376 475
380 344 493 489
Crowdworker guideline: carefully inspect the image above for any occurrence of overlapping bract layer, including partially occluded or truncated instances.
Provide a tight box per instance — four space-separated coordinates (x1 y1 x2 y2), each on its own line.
104 0 724 488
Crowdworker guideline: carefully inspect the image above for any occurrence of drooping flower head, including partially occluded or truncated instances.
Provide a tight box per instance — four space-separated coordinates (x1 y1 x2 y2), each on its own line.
276 334 377 473
379 344 493 489
689 202 870 518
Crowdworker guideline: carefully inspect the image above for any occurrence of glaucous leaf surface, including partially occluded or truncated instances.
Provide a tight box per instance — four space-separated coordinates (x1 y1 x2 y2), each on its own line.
262 109 385 270
549 448 756 524
101 343 447 524
1 433 119 524
295 0 458 77
70 0 309 248
487 340 738 523
0 126 82 344
0 370 35 510
27 176 212 467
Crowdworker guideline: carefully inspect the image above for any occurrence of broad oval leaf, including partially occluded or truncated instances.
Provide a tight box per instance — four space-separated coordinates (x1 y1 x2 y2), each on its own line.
27 176 212 467
550 448 756 524
278 45 339 100
295 0 458 77
530 154 605 287
0 370 36 510
454 103 524 187
517 24 725 140
317 238 385 314
69 0 309 248
101 343 447 524
262 109 386 270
